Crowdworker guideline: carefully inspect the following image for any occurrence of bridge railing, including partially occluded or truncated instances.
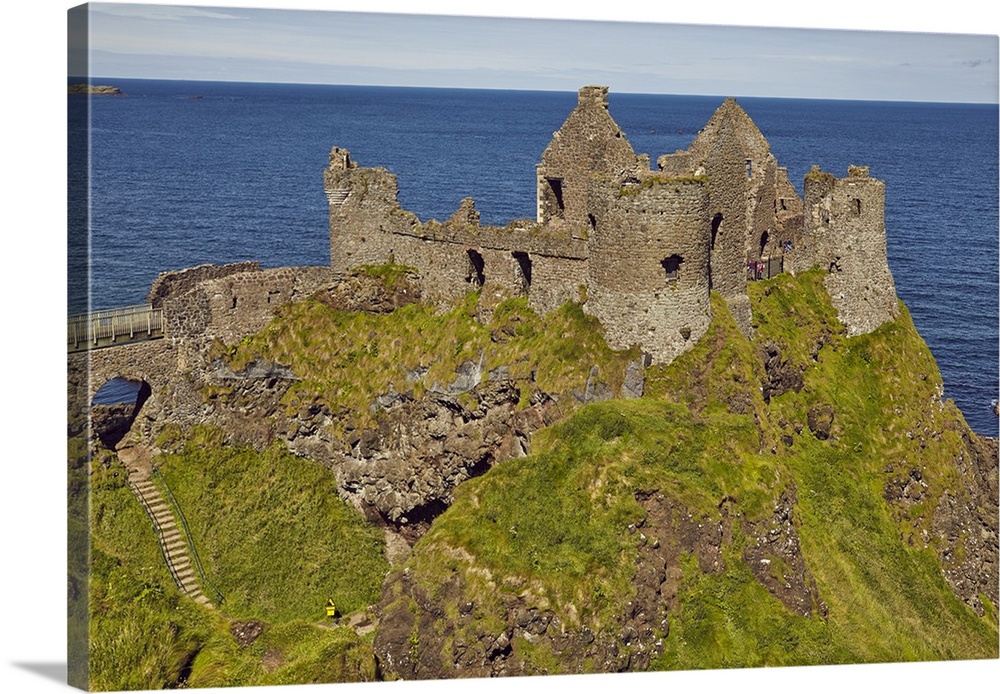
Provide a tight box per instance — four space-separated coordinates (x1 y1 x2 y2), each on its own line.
68 304 164 351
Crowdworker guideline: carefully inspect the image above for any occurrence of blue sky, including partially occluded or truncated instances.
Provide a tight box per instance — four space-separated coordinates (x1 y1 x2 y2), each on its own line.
73 1 999 103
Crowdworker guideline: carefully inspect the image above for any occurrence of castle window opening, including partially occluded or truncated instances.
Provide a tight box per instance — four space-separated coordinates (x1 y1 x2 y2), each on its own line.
545 177 565 217
588 213 597 234
512 251 532 294
852 198 862 215
466 249 485 288
711 214 723 249
746 159 753 178
759 230 769 258
661 255 683 282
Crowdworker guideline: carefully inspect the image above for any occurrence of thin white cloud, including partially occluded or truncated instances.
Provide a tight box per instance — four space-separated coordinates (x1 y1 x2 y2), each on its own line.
92 2 245 21
83 4 998 103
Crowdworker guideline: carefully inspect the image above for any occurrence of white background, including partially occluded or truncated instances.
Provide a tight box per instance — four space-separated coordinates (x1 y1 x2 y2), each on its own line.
2 2 997 693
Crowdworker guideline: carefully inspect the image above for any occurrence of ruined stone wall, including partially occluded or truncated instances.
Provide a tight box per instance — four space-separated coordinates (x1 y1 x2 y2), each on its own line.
74 263 338 449
746 156 780 259
775 166 804 252
326 147 420 274
686 98 784 336
585 178 712 363
322 87 895 363
163 266 336 343
800 165 899 336
147 261 261 308
71 339 190 447
536 86 642 230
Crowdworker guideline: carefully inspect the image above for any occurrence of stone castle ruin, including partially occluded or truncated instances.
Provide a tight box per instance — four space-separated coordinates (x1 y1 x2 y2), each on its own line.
323 84 899 363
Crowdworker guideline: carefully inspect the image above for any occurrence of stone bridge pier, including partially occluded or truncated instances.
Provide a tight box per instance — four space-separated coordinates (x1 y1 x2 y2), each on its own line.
68 338 201 449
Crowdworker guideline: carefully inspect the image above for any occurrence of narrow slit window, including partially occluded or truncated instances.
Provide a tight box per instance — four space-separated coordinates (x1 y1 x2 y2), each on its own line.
546 178 565 215
466 249 485 288
512 251 532 293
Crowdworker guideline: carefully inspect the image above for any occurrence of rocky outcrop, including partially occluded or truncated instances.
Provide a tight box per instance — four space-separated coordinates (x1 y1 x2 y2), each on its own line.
288 379 560 537
742 488 827 618
68 83 123 95
760 341 804 403
312 268 422 313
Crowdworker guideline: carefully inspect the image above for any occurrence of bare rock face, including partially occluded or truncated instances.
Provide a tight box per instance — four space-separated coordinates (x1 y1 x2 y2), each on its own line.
883 425 998 616
315 379 559 537
931 431 998 615
807 404 835 440
230 620 264 647
313 269 421 313
760 341 804 403
742 487 827 618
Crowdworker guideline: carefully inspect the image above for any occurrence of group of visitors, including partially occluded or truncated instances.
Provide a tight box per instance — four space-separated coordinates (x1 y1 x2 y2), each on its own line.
747 260 767 281
747 241 793 281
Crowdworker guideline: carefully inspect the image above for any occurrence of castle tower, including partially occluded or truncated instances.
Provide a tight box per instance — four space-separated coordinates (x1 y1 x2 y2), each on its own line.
324 146 416 274
585 175 713 364
798 165 899 336
536 86 643 233
684 99 796 335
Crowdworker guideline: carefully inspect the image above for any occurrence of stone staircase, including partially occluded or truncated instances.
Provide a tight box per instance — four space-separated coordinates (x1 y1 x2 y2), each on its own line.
119 446 215 609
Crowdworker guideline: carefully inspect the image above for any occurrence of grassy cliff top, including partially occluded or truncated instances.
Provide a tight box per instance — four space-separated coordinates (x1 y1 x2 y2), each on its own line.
381 269 997 672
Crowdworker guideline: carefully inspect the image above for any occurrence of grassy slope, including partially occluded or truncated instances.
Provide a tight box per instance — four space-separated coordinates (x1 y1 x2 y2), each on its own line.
86 432 387 690
397 270 997 671
220 277 640 430
85 274 643 691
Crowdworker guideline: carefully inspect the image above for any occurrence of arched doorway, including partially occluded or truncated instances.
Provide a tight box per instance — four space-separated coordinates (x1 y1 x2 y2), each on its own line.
91 377 152 449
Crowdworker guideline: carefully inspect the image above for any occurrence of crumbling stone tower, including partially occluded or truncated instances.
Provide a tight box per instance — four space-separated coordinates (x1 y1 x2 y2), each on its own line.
325 146 419 274
795 165 899 335
536 86 713 363
659 98 803 335
536 86 646 232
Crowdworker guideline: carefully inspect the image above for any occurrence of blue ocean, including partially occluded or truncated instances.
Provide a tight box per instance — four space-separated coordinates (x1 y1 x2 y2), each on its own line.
69 79 999 437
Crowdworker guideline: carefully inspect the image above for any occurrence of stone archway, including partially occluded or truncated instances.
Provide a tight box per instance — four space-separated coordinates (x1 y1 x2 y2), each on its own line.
91 377 152 449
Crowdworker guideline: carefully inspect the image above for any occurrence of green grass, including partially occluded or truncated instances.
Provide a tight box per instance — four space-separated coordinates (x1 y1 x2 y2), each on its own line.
155 426 389 623
388 270 998 672
85 431 387 690
88 266 997 686
218 275 640 431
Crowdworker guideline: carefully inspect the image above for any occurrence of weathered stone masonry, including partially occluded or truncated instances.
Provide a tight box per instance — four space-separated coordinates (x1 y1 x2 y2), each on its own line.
326 85 898 364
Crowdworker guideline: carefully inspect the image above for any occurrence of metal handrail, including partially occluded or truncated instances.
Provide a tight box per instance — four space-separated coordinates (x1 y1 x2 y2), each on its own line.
68 304 164 349
126 475 185 591
152 468 225 607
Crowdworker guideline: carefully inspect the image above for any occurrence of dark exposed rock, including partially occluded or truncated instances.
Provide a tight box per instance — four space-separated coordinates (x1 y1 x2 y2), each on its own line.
742 487 827 618
314 378 555 532
574 365 613 403
807 404 835 440
761 340 804 402
314 269 421 313
374 491 736 680
620 359 646 399
230 619 264 647
211 356 297 381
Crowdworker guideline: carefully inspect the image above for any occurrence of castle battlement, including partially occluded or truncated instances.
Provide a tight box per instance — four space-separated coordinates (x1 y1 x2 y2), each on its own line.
325 86 898 362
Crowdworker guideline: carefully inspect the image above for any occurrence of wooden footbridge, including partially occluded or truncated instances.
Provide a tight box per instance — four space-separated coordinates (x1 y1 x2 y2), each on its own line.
68 304 164 352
